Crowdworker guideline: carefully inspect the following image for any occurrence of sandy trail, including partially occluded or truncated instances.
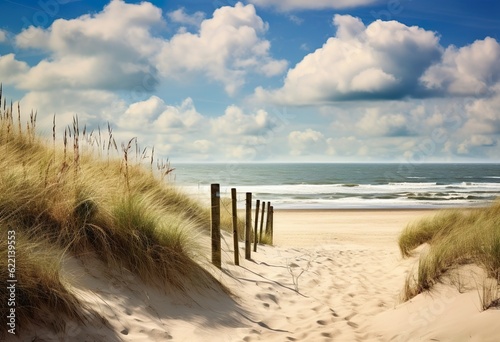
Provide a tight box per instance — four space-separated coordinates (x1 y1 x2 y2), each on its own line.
14 209 500 342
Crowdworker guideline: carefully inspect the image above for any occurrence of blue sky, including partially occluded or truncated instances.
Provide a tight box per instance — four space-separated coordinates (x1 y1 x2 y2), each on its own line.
0 0 499 162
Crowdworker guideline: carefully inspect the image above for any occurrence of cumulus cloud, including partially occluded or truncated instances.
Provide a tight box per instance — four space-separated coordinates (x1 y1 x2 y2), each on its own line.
18 89 128 141
157 2 287 95
356 108 412 137
211 105 275 136
5 1 285 97
0 54 29 83
13 0 163 91
288 129 325 155
119 100 281 161
207 105 282 159
0 1 290 162
457 135 497 155
254 14 442 105
119 96 203 133
98 95 205 158
248 0 378 11
167 8 205 27
462 84 500 135
420 37 500 96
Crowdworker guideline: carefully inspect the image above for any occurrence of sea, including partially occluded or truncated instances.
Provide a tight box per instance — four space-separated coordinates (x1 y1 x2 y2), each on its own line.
171 163 500 210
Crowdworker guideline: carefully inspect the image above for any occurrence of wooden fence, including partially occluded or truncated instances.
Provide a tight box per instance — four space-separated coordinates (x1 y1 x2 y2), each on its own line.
210 183 274 268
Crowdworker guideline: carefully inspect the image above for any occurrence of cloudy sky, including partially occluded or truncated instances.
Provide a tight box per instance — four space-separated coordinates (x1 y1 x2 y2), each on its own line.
0 0 499 162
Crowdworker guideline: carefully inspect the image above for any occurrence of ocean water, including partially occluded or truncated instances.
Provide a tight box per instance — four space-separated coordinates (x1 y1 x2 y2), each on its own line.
171 163 500 209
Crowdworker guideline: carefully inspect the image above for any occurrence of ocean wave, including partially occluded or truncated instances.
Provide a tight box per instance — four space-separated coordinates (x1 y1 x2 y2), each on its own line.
179 181 500 209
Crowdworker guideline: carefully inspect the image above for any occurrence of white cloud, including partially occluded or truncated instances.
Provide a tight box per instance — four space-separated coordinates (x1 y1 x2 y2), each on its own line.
0 54 29 83
421 37 500 96
211 105 275 136
288 129 325 155
248 0 378 11
13 0 164 91
0 0 290 163
457 135 497 155
223 145 258 159
157 2 287 95
9 2 284 96
119 100 281 161
115 96 207 159
18 89 128 142
119 96 203 133
462 84 500 135
168 8 205 27
191 140 213 154
206 105 283 159
356 108 410 137
254 15 442 105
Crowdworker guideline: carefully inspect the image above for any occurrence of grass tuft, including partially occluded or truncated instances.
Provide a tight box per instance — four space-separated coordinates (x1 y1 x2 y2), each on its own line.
399 201 500 305
0 87 230 337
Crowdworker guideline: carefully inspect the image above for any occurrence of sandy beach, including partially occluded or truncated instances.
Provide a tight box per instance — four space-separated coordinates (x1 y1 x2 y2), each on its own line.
17 209 500 341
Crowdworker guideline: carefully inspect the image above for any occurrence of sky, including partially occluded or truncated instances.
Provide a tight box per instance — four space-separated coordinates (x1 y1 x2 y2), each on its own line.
0 0 499 163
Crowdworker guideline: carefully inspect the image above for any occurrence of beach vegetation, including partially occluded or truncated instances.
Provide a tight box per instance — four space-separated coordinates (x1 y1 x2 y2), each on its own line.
0 88 241 337
398 202 500 308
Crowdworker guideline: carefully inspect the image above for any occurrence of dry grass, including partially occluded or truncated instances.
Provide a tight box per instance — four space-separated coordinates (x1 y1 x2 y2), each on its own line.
0 226 90 335
0 88 231 337
398 201 500 306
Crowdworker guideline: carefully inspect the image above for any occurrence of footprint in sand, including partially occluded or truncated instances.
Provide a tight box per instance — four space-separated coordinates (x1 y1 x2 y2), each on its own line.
316 319 328 326
255 293 280 307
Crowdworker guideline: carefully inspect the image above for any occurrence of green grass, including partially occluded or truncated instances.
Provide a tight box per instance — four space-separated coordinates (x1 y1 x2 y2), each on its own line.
398 202 500 302
0 89 244 337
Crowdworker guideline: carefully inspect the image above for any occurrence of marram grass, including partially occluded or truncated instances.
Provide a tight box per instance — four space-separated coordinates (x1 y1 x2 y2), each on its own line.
0 90 240 337
399 202 500 304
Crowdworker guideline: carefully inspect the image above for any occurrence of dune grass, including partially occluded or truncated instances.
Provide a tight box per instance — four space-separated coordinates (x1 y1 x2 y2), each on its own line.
0 89 243 337
398 201 500 303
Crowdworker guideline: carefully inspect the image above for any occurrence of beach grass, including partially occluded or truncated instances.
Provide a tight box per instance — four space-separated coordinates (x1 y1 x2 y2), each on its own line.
0 89 239 337
398 202 500 304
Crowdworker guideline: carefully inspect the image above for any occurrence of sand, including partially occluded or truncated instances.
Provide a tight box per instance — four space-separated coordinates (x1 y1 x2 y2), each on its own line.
14 209 500 341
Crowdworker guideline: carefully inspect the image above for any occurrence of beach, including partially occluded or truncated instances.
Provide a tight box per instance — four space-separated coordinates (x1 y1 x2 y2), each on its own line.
17 208 499 342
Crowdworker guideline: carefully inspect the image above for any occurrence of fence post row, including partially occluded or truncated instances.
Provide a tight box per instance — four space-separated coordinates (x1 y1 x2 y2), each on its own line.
209 184 274 268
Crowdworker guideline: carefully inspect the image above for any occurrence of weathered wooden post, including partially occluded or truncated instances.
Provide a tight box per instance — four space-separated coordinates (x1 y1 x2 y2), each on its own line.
231 188 239 266
245 192 252 260
211 184 221 268
265 201 271 235
253 199 260 252
259 201 266 243
270 205 274 245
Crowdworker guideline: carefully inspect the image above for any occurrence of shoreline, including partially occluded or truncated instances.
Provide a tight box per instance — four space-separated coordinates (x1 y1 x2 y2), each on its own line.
275 207 443 212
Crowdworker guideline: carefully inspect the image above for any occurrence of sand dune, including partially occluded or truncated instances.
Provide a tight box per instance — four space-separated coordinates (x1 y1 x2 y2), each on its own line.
15 209 500 341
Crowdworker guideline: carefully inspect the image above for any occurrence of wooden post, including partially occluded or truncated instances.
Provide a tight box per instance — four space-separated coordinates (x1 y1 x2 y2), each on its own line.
265 201 271 235
259 201 266 243
245 192 252 260
211 184 221 268
231 188 239 266
253 199 260 252
270 205 274 245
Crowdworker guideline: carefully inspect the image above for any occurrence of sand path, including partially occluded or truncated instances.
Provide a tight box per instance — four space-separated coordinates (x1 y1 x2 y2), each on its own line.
15 209 500 341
